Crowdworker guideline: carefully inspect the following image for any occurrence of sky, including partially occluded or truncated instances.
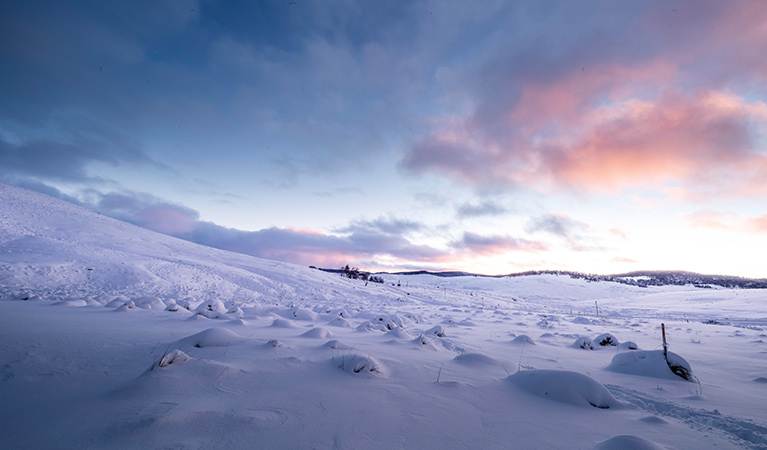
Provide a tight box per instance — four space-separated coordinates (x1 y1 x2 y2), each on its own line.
2 0 767 278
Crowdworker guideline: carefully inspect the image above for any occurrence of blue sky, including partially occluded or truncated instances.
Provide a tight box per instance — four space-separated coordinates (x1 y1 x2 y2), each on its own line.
2 0 767 277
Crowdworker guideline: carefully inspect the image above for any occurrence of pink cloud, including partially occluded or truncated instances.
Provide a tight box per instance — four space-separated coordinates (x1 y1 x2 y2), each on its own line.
286 225 325 235
546 91 767 194
504 59 677 135
401 2 767 199
745 215 767 233
687 210 767 234
403 89 767 198
611 256 638 264
609 228 628 240
686 210 735 230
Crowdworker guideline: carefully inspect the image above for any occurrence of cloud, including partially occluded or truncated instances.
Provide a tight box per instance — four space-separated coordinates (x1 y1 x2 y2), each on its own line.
338 216 424 236
525 213 588 238
91 191 201 235
182 222 359 268
0 117 165 185
1 0 416 193
399 3 767 198
81 188 450 267
525 213 604 252
403 88 767 198
688 210 767 234
747 215 767 233
456 201 509 218
450 231 547 256
77 188 554 268
183 219 449 268
544 91 767 195
686 210 735 231
609 228 628 240
611 257 638 264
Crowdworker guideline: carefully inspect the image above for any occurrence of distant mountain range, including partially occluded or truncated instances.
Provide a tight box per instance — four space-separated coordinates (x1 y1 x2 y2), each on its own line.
318 268 767 289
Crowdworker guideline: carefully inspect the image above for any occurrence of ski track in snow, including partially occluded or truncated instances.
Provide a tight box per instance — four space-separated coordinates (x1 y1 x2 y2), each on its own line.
607 384 767 449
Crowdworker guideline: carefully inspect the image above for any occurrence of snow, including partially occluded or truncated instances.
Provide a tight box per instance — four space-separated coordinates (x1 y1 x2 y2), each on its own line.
2 181 767 449
595 434 667 450
507 369 622 409
606 350 695 381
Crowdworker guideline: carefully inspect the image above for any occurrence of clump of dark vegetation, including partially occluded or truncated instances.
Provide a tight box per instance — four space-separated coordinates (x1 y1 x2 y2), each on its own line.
334 265 384 283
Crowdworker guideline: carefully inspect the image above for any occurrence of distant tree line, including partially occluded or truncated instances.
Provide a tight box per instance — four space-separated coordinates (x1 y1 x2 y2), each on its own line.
312 265 767 289
506 270 767 289
340 265 384 283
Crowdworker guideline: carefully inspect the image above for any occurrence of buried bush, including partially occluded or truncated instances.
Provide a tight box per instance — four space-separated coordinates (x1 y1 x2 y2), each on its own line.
593 333 618 347
335 353 388 377
154 349 189 369
573 333 620 350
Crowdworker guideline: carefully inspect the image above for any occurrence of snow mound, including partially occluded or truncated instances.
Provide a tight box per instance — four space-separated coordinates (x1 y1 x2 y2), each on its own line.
572 316 593 324
327 317 352 328
511 334 536 345
301 327 333 339
573 336 594 349
176 297 199 310
114 301 136 312
508 369 621 409
226 306 244 319
179 327 247 348
572 333 620 350
186 313 210 321
365 313 419 331
639 416 668 425
279 307 319 322
271 318 298 328
155 349 190 368
104 296 130 308
452 352 502 368
164 300 182 312
412 334 439 351
386 327 413 339
265 339 285 348
194 299 228 319
536 316 559 328
593 333 619 347
52 299 87 307
134 296 166 311
425 325 446 337
595 435 666 450
227 318 248 326
618 341 638 351
323 340 353 350
336 354 388 377
605 350 696 382
754 377 767 383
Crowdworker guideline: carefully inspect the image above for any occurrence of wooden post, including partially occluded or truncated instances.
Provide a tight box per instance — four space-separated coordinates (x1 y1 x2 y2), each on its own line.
661 323 668 358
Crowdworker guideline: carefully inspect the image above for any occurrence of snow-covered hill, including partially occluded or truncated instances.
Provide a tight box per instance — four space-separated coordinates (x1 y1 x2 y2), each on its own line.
1 182 766 449
0 182 363 305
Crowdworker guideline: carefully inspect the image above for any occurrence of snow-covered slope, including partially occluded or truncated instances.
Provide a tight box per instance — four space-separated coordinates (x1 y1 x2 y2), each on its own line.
0 182 364 306
1 182 766 450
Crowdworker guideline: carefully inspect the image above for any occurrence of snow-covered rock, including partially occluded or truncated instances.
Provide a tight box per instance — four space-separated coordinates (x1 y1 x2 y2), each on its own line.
508 369 621 409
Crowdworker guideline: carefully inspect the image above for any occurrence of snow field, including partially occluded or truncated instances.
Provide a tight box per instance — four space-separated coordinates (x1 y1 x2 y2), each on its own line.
2 182 767 449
